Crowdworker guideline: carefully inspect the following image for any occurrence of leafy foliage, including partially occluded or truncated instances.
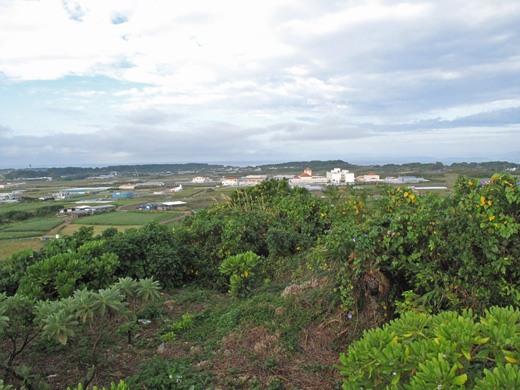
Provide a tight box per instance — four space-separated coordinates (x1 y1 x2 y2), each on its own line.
219 251 260 298
18 240 120 300
337 306 520 389
323 174 520 316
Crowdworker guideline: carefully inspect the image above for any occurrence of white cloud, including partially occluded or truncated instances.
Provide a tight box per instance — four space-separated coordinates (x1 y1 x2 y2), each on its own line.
0 0 519 166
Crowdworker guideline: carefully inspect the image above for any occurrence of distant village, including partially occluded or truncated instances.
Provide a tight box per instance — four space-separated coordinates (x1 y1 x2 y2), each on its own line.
0 167 430 204
215 167 428 189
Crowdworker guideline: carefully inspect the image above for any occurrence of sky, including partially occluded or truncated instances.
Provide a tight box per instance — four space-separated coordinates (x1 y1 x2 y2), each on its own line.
0 0 519 168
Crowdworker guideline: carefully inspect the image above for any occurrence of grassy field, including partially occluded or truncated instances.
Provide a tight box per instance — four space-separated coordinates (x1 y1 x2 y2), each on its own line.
0 231 45 240
70 211 183 225
0 217 63 232
0 201 66 213
0 239 44 261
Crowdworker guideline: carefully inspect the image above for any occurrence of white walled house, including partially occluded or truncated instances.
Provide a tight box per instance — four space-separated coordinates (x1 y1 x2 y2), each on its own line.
290 168 328 186
326 168 355 184
240 175 267 186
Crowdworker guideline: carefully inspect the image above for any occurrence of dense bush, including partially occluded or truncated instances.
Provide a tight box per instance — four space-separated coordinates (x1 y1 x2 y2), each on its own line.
337 306 520 389
0 250 43 295
323 174 520 317
176 180 332 286
18 240 120 300
104 222 192 290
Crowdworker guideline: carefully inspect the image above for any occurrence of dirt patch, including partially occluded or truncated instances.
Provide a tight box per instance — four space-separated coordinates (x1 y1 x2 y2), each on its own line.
208 318 346 390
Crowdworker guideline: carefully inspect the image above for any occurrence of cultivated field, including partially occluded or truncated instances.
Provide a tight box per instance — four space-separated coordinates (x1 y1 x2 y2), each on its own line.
57 224 143 237
70 210 183 225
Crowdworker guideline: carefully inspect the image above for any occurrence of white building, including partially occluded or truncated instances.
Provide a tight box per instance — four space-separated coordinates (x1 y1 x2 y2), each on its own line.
169 185 183 192
384 177 404 184
357 173 382 183
222 177 239 186
191 176 211 183
326 168 355 184
398 176 428 184
290 168 328 186
240 175 267 186
53 191 72 200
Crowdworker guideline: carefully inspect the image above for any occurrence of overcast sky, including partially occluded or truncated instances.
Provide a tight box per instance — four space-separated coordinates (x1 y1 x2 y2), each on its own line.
1 0 519 168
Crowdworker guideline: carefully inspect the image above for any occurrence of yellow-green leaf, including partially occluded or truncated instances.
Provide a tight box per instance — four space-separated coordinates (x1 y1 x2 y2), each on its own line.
452 374 467 386
473 337 489 345
462 349 471 361
505 356 518 363
57 332 67 345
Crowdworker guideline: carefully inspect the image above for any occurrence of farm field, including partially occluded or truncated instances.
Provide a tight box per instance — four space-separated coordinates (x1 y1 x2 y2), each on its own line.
0 217 64 240
0 216 63 232
71 210 184 225
58 224 143 237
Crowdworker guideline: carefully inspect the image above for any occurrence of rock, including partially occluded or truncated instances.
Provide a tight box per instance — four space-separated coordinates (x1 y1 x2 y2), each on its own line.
157 342 167 354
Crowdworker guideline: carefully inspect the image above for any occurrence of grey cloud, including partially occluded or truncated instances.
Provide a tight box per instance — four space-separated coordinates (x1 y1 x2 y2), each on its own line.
442 107 520 128
122 108 183 125
1 118 518 168
268 1 520 119
0 124 12 135
261 119 370 142
360 106 520 133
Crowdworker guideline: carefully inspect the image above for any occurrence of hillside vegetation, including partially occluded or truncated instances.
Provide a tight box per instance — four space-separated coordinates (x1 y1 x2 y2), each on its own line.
0 175 519 389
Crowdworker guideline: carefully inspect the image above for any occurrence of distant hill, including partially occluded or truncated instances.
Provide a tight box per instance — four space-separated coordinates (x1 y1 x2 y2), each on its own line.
3 160 519 180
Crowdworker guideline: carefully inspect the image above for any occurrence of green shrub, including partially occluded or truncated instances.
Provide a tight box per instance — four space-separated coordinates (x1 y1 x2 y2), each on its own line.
219 251 260 298
336 306 520 389
104 222 189 289
0 380 13 390
18 240 119 299
265 226 301 257
324 174 520 316
161 313 193 342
